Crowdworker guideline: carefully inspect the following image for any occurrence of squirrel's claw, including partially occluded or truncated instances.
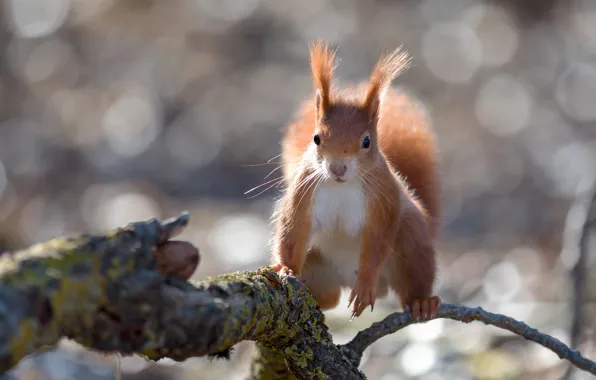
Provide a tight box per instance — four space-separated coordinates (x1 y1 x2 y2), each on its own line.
348 280 377 319
270 263 295 278
404 296 441 321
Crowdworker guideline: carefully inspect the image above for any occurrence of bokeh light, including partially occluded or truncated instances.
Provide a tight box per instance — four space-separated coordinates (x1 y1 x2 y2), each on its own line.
8 0 70 38
398 342 437 377
463 4 519 67
422 22 482 84
475 74 532 136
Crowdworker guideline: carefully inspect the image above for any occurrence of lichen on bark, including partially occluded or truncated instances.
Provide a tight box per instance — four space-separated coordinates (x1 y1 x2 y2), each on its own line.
0 213 365 379
250 344 298 380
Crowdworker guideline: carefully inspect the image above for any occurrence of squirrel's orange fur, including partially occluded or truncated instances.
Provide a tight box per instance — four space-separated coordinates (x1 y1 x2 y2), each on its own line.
271 41 441 320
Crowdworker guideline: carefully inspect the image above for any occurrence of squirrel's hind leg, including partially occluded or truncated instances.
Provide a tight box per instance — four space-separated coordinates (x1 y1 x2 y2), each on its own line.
300 247 342 310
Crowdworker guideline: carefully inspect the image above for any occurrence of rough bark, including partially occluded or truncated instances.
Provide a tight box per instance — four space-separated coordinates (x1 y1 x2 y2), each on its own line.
0 213 362 379
0 213 594 379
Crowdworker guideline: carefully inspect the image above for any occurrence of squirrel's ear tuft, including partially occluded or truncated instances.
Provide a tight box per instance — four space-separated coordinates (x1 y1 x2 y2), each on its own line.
309 40 337 120
363 47 411 122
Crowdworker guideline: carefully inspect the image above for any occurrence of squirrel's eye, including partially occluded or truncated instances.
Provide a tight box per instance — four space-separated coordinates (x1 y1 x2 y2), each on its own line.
361 135 371 149
313 134 321 146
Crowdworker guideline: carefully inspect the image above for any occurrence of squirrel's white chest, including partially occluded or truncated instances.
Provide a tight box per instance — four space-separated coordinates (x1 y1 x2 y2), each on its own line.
311 182 366 235
310 182 366 284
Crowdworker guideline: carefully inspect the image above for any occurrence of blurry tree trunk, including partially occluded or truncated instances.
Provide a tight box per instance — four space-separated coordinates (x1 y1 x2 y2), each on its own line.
0 2 25 118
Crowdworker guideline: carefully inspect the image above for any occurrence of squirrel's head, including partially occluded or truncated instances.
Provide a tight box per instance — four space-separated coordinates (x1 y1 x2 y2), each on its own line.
307 41 411 184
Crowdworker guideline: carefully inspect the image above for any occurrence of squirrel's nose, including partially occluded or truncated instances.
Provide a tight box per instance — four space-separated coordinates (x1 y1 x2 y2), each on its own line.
330 163 347 177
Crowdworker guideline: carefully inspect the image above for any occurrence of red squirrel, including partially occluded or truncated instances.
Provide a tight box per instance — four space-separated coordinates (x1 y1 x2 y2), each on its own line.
270 41 441 320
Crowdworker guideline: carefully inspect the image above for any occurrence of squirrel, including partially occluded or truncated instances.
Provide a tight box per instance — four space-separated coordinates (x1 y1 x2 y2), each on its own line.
270 41 441 321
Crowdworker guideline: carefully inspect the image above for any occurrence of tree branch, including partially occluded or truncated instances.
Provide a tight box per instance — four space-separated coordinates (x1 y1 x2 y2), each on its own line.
343 304 596 374
0 213 363 379
0 213 594 379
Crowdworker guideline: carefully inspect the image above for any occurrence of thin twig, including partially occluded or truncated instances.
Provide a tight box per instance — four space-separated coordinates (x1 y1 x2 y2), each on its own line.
342 304 596 375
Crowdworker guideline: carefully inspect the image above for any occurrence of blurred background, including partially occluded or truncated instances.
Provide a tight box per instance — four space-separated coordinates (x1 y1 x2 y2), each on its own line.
0 0 595 379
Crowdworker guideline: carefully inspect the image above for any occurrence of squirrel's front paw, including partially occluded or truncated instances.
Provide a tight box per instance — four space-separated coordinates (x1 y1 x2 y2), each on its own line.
348 279 377 319
270 263 295 277
403 296 441 321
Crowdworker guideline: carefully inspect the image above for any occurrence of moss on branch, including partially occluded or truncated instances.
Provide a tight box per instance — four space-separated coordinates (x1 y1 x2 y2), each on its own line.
0 213 363 379
0 213 194 372
0 213 595 379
